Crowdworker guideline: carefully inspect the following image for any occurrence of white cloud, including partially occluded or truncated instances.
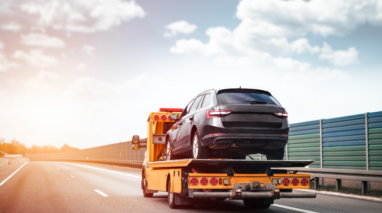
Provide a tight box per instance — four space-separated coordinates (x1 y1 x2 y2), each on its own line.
236 0 382 39
76 63 87 71
82 45 95 57
0 41 19 72
0 23 21 32
319 43 359 66
24 70 60 90
18 0 146 33
20 33 65 48
13 50 58 67
164 20 197 37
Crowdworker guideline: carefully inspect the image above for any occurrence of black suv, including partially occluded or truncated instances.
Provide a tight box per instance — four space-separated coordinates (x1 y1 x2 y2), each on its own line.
166 88 289 160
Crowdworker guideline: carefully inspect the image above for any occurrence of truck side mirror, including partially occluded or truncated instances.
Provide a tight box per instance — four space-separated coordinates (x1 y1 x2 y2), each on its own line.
169 114 179 121
132 135 140 150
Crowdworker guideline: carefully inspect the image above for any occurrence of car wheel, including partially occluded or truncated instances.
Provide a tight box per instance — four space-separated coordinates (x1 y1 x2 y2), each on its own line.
192 130 208 159
165 138 175 160
265 148 284 160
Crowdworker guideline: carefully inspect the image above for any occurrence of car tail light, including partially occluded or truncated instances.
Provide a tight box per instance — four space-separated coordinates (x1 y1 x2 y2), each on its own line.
210 177 218 186
282 177 290 186
160 114 167 121
200 177 208 186
190 177 198 186
301 177 309 186
274 111 288 119
206 110 231 119
153 114 160 120
208 133 225 137
291 177 299 186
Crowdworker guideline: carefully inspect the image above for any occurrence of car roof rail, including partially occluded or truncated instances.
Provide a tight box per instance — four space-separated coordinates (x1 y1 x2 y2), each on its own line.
198 88 215 95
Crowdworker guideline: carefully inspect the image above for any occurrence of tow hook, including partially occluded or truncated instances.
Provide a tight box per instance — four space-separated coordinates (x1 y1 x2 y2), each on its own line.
232 188 242 198
273 189 281 199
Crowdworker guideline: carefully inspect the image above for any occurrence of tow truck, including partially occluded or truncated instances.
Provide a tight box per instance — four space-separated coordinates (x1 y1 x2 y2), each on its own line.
131 108 316 209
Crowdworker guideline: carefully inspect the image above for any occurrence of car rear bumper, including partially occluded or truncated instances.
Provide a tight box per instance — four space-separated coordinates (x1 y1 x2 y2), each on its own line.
201 133 288 150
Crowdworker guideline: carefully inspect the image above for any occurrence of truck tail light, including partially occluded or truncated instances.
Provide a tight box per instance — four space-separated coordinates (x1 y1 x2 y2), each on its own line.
160 114 167 121
153 114 160 120
291 177 299 186
190 177 198 186
274 112 288 119
210 177 218 186
282 177 290 186
219 178 222 185
206 110 231 119
301 177 309 186
200 177 208 186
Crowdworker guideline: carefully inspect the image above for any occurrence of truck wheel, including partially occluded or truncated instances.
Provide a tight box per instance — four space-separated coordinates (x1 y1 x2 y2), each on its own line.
265 148 284 160
243 199 270 209
167 179 179 209
192 131 208 159
142 171 153 198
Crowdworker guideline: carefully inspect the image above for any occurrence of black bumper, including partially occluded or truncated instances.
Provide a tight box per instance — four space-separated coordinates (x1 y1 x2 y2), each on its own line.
201 133 288 150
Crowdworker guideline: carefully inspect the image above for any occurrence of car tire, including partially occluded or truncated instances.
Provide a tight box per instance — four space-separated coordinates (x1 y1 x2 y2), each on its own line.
265 148 285 160
165 138 176 160
192 130 208 159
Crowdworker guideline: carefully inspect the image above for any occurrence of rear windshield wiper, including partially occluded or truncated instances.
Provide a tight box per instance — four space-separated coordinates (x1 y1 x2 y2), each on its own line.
250 101 273 104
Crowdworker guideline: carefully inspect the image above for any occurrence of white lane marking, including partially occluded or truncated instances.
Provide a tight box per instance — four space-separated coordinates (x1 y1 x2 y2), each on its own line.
0 162 28 187
273 204 318 213
95 189 108 197
60 162 140 179
70 175 74 178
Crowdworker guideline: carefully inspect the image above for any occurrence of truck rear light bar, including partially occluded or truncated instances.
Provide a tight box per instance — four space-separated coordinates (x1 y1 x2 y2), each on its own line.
190 177 198 186
210 177 218 186
274 111 288 119
200 177 208 186
282 177 290 186
206 110 231 119
291 177 299 186
159 108 183 112
301 177 309 186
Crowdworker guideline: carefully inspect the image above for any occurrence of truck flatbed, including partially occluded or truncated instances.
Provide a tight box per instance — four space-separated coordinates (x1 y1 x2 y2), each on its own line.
148 159 314 168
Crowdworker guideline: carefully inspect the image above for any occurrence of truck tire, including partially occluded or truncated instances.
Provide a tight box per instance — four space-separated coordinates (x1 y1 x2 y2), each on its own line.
167 179 179 209
243 199 270 209
265 148 284 160
142 171 153 198
192 130 208 159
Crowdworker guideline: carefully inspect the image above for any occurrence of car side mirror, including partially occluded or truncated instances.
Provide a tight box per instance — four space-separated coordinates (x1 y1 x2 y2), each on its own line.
169 114 179 121
132 135 140 150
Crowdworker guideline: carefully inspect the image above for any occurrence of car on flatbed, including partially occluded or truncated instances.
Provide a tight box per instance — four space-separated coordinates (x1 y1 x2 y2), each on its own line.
165 88 289 160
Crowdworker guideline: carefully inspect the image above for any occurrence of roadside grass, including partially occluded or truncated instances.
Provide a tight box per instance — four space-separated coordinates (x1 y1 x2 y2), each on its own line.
310 182 382 197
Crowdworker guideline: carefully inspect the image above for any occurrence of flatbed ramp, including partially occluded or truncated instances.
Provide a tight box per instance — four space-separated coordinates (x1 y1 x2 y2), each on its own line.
148 159 314 168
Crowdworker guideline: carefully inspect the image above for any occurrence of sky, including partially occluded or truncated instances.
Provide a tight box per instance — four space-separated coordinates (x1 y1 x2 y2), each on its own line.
0 0 381 149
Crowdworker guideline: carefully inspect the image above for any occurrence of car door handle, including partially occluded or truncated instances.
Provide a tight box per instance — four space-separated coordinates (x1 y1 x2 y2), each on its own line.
189 116 194 121
178 122 183 125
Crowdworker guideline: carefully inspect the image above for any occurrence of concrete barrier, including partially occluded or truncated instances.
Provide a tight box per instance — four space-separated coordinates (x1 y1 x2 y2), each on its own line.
0 157 29 167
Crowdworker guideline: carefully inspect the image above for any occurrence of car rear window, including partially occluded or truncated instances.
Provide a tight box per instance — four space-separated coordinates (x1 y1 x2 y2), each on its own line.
217 92 281 106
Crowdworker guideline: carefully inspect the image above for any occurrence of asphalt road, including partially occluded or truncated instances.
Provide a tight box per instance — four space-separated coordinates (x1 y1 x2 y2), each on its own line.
0 161 381 213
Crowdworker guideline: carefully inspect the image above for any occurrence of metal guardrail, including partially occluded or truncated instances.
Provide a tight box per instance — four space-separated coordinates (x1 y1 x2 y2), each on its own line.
285 167 382 194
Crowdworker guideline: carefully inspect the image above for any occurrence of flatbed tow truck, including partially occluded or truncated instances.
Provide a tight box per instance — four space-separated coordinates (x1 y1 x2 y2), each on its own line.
132 108 316 209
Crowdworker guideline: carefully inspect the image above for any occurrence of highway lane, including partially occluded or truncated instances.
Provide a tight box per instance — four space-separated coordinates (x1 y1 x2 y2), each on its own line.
0 161 381 213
